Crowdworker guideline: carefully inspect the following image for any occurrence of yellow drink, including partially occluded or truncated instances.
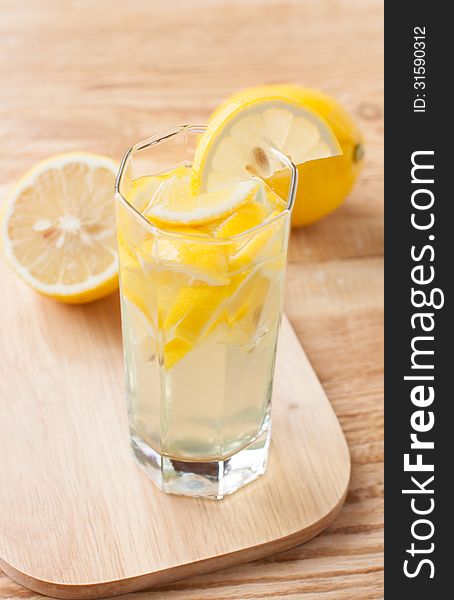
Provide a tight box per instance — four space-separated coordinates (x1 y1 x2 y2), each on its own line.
115 127 294 497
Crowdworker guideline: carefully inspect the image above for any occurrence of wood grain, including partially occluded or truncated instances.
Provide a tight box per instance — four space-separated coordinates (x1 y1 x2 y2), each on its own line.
0 0 383 598
0 266 350 597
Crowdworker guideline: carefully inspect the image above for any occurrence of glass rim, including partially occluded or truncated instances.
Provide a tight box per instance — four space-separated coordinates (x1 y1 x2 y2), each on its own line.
115 124 298 243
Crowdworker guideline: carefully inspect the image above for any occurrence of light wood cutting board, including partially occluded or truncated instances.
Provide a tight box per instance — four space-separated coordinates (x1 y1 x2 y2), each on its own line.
0 195 350 598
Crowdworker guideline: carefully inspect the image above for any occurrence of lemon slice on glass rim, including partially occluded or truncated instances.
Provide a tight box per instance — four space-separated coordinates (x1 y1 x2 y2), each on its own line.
191 96 342 194
2 152 118 304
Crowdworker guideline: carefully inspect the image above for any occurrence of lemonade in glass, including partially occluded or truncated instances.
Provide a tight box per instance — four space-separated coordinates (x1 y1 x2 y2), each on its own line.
115 127 297 498
115 101 340 498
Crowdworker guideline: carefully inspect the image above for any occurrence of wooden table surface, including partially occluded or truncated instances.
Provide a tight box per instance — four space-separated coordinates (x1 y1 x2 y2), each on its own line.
0 1 383 598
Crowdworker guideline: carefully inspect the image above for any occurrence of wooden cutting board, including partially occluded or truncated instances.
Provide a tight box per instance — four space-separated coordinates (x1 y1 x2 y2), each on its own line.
0 214 350 599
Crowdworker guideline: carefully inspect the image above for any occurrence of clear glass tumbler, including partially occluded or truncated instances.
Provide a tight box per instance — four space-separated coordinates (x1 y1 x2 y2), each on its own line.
115 126 297 498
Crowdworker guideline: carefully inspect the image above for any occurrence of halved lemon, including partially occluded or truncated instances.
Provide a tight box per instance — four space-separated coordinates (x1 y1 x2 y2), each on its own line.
191 96 342 194
2 152 118 303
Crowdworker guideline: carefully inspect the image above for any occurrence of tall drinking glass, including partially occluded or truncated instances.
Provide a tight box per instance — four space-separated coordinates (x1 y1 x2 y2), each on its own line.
115 126 297 498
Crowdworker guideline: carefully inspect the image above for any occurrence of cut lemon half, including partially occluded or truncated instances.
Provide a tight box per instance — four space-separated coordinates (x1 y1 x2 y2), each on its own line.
191 96 342 193
143 165 263 226
2 152 118 303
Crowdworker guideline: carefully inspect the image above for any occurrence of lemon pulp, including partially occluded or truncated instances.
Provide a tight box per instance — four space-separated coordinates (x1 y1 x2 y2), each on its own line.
2 152 118 303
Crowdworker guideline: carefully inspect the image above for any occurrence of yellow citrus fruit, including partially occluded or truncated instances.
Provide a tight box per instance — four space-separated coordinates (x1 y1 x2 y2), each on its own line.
192 91 341 196
143 164 264 227
2 152 118 303
204 84 364 227
213 200 269 238
119 158 290 369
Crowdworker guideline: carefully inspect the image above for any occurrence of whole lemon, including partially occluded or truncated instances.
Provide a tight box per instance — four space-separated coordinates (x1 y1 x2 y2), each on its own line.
210 85 364 227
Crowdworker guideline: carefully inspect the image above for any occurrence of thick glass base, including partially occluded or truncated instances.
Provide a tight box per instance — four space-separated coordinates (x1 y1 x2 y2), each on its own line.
131 419 271 499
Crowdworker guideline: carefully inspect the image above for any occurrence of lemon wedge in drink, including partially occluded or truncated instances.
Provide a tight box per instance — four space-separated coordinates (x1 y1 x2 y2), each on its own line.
143 165 263 227
213 200 269 238
2 152 118 303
